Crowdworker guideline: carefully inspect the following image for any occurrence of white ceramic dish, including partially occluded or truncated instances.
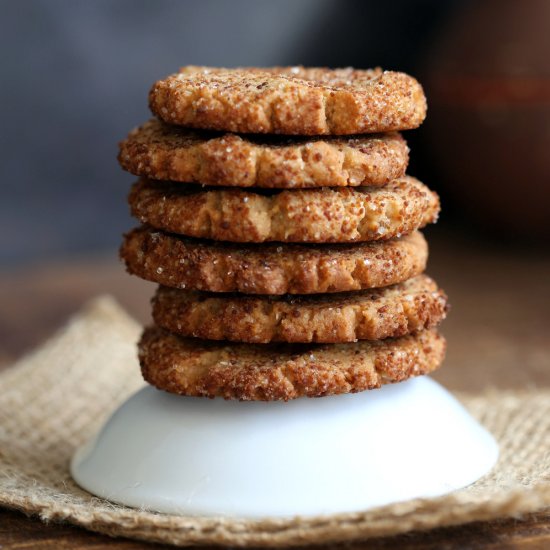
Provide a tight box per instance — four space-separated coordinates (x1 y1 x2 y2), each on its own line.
71 376 498 518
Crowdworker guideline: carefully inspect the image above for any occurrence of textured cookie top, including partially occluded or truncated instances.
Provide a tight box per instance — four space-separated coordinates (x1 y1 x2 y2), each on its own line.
120 226 428 294
129 176 439 243
139 327 445 401
118 119 409 188
152 274 448 344
149 66 427 135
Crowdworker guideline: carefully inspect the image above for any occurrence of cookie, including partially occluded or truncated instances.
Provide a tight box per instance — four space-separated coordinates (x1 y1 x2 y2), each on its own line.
118 119 409 188
139 327 445 401
128 176 439 243
120 226 428 295
152 274 448 343
149 66 427 135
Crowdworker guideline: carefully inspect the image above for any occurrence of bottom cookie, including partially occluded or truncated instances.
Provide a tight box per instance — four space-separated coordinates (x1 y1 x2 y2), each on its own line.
139 327 446 401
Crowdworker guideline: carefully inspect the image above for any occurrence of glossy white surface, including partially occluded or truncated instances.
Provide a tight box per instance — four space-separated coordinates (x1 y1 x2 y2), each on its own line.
71 377 498 518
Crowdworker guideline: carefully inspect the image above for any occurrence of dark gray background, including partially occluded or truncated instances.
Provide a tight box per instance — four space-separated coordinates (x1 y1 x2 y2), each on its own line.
0 0 459 266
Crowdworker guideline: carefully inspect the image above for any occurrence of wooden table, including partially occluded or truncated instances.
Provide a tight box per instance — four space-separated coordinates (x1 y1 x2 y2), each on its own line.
1 229 549 548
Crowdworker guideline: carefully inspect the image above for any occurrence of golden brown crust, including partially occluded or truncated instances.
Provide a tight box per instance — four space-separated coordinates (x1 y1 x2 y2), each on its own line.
152 275 448 343
118 119 409 188
139 327 445 401
129 176 439 243
120 226 429 295
149 66 427 135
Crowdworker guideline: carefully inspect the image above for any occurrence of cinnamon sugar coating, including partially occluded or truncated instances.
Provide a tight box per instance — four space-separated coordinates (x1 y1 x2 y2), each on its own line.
139 327 445 401
149 66 427 135
128 176 439 243
152 274 448 343
120 227 429 295
118 119 409 188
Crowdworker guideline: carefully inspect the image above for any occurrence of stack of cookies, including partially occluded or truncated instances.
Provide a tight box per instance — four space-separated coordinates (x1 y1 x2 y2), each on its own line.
119 66 448 401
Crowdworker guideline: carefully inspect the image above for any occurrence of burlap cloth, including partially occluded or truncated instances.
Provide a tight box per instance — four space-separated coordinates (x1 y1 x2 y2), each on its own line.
0 296 548 547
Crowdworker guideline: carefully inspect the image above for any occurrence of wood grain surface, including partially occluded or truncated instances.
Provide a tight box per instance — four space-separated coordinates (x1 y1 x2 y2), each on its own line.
1 229 549 548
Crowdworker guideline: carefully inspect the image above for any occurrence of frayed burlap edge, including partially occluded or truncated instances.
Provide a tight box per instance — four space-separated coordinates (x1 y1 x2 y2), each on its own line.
0 296 548 547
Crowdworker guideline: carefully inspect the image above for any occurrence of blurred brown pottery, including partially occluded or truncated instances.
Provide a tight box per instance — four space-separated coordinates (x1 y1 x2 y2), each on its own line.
423 0 550 238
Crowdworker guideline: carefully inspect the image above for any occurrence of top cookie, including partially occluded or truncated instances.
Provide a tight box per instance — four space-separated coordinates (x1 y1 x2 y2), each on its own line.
149 66 427 135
